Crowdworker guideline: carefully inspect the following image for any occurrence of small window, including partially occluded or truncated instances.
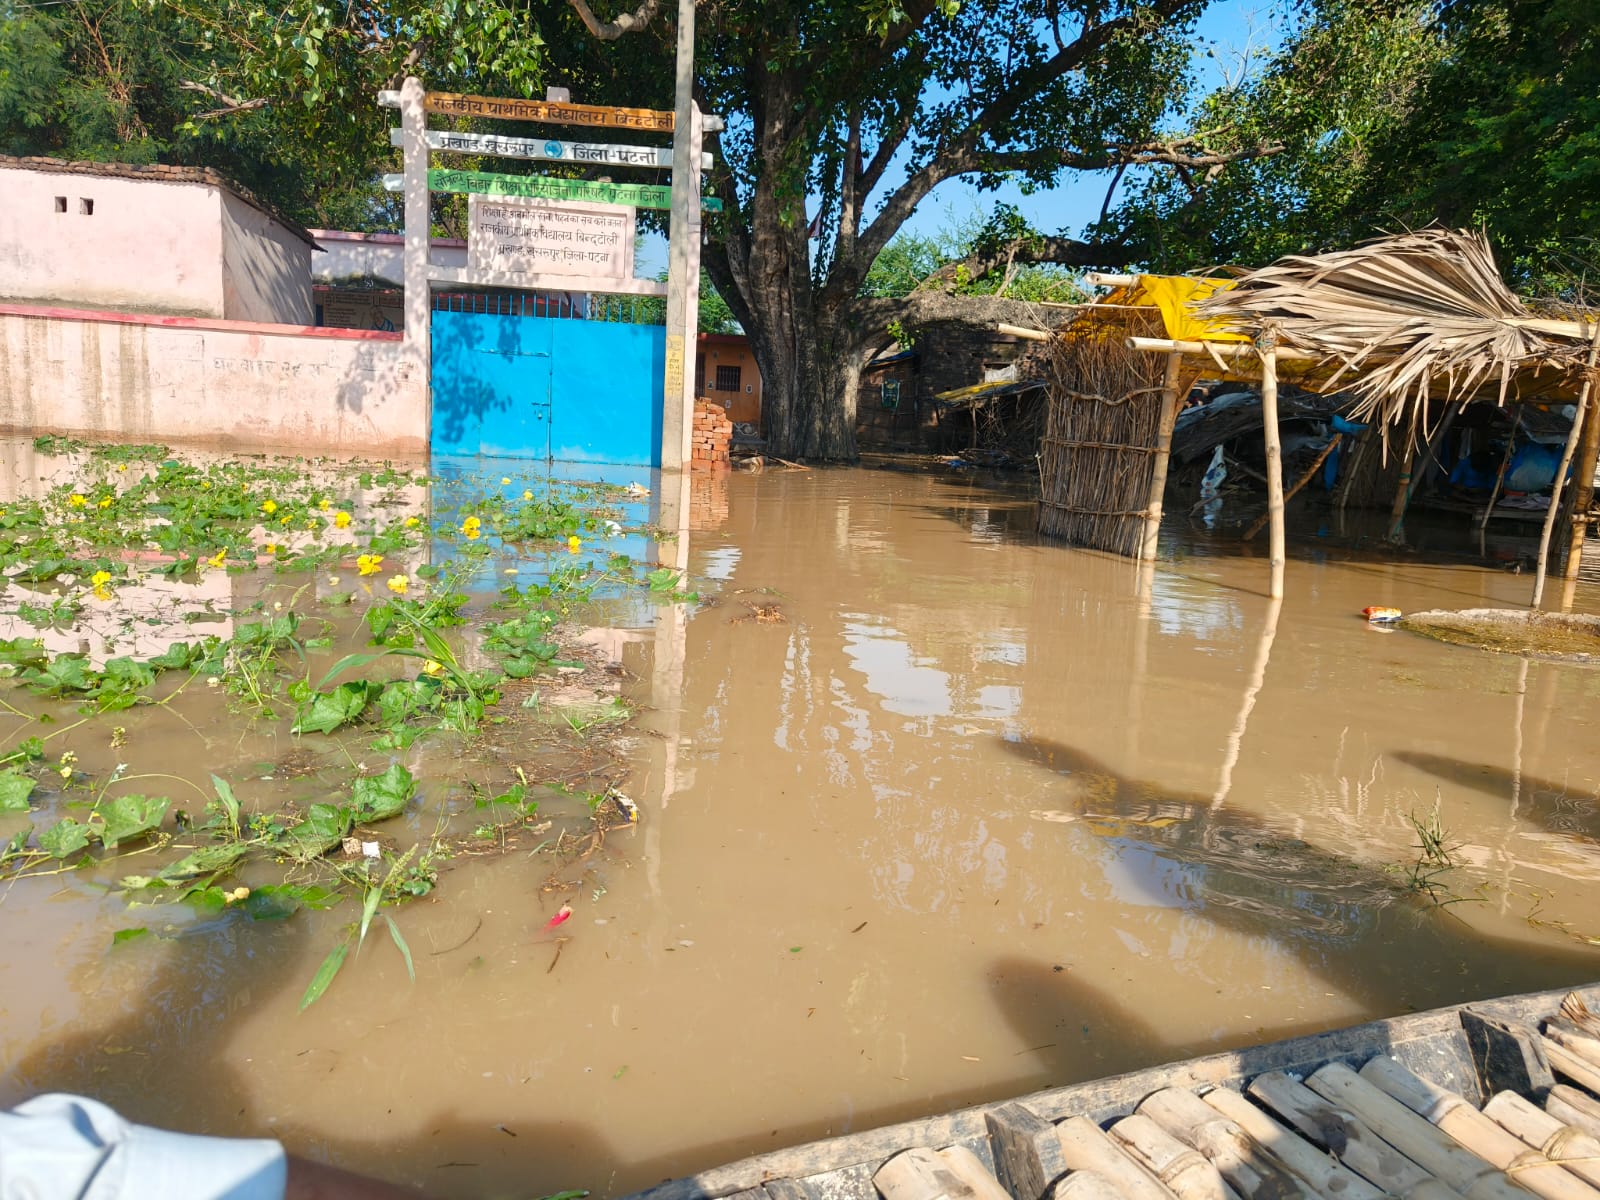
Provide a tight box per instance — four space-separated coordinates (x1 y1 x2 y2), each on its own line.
79 198 94 215
54 196 67 213
715 364 741 392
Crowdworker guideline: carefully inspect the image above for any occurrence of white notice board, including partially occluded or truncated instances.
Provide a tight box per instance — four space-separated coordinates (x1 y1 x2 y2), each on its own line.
467 194 636 281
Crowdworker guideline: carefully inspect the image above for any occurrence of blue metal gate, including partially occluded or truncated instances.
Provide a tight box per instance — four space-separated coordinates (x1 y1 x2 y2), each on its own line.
430 294 665 466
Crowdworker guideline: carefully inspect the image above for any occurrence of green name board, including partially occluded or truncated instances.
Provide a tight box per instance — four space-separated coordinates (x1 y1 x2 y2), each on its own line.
427 168 723 213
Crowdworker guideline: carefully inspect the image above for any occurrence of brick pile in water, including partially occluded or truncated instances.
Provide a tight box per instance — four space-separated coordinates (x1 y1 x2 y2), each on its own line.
692 398 732 470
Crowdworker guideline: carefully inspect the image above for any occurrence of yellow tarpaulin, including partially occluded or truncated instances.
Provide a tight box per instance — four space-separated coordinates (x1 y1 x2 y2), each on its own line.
1128 275 1246 343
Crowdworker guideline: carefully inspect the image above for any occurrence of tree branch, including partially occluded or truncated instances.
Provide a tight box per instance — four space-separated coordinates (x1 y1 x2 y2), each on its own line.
914 235 1141 292
567 0 662 40
179 80 268 119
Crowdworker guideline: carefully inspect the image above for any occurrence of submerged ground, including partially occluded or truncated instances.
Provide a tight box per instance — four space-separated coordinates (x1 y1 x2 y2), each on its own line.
1 439 1598 1200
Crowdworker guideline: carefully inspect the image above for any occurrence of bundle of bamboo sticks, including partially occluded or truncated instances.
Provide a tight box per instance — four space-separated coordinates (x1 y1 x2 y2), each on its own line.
1038 312 1168 556
875 992 1600 1200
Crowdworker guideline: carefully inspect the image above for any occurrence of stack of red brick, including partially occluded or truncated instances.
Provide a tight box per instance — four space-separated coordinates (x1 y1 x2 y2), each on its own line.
691 397 733 470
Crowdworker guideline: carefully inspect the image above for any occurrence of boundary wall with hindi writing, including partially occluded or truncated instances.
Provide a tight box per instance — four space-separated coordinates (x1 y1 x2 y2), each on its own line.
0 303 427 454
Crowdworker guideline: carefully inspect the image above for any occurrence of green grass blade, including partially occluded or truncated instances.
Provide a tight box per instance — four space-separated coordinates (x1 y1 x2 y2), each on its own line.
316 651 394 689
384 914 415 982
357 882 383 948
299 940 350 1011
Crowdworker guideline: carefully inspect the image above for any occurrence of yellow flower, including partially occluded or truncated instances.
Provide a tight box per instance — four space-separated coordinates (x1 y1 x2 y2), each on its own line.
334 510 351 529
206 549 227 568
404 516 420 529
97 496 112 509
461 515 482 540
566 535 582 554
201 481 211 490
90 570 113 601
501 476 512 485
422 659 444 675
522 490 534 501
357 552 384 576
260 499 278 515
68 493 87 508
319 498 332 512
116 463 127 472
386 574 409 595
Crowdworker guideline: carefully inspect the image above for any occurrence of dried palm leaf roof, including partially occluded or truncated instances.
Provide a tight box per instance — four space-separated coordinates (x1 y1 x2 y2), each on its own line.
1197 229 1596 429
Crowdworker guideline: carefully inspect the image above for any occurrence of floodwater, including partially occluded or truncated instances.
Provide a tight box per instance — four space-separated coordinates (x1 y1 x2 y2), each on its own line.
4 455 1600 1200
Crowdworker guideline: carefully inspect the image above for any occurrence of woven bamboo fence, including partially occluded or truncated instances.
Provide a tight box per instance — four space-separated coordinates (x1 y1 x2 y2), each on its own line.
1038 310 1171 556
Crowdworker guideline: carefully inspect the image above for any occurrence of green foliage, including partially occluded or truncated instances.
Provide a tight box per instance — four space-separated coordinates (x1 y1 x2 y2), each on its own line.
0 768 35 813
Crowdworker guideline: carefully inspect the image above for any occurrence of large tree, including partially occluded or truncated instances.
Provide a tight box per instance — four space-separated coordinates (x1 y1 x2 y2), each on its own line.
662 0 1284 458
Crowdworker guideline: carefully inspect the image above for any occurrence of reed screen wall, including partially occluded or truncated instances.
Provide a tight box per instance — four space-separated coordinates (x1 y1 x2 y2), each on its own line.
1038 311 1169 557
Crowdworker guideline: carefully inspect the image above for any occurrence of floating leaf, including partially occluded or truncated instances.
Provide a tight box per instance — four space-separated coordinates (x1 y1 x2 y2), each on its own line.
112 927 149 945
97 794 169 849
0 767 35 812
158 841 250 881
352 763 415 822
283 803 351 861
39 817 94 858
291 681 375 735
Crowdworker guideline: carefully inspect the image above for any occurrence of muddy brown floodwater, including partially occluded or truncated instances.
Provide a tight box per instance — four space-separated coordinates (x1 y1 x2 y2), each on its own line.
4 464 1600 1200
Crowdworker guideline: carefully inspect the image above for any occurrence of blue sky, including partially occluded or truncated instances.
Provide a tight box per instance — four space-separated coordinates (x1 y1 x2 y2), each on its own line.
638 0 1289 278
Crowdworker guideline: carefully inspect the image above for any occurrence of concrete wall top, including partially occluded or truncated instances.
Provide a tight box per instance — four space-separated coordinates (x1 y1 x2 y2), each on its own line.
309 230 466 287
0 169 226 317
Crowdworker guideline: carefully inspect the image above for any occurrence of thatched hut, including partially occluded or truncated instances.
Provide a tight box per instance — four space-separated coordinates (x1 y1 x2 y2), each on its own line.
1038 229 1600 601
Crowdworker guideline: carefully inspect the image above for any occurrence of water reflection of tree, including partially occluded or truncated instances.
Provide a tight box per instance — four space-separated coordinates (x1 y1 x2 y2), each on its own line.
1002 736 1600 1019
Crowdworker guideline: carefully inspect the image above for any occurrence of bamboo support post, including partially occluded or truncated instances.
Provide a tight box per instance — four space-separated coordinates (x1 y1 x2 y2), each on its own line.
1202 1086 1383 1200
1055 1116 1185 1200
1548 1087 1600 1143
998 323 1053 342
1361 1057 1600 1200
1136 1088 1315 1200
1258 334 1286 599
1533 324 1600 606
1483 1092 1600 1190
1248 1071 1465 1200
1245 434 1341 541
1304 1062 1532 1200
1125 337 1318 364
1109 1114 1241 1200
1479 409 1525 532
1561 393 1600 582
1140 351 1185 560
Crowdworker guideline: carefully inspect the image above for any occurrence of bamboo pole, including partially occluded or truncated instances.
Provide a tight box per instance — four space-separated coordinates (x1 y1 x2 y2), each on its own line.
1248 1071 1466 1200
1245 434 1341 540
1140 351 1185 560
1258 333 1287 599
1548 1087 1600 1143
1055 1172 1139 1200
1056 1116 1186 1200
1544 1019 1600 1069
998 323 1053 342
1304 1063 1533 1200
1483 1092 1600 1191
1546 1039 1600 1095
1388 424 1420 541
1533 325 1600 606
1126 337 1318 363
1203 1086 1384 1200
1561 392 1600 582
1111 1115 1242 1200
1135 1088 1315 1200
1478 408 1525 532
1360 1057 1600 1200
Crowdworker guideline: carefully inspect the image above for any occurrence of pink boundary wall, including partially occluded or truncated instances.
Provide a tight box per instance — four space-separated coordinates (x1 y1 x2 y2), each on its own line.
0 302 428 454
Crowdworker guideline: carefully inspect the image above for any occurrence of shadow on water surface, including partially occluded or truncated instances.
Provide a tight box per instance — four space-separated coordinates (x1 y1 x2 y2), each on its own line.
1393 749 1600 841
998 736 1600 1020
2 912 610 1200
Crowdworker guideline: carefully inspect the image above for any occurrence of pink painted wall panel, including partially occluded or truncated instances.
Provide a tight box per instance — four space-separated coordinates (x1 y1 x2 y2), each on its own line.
0 308 427 455
219 191 314 324
0 170 225 316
